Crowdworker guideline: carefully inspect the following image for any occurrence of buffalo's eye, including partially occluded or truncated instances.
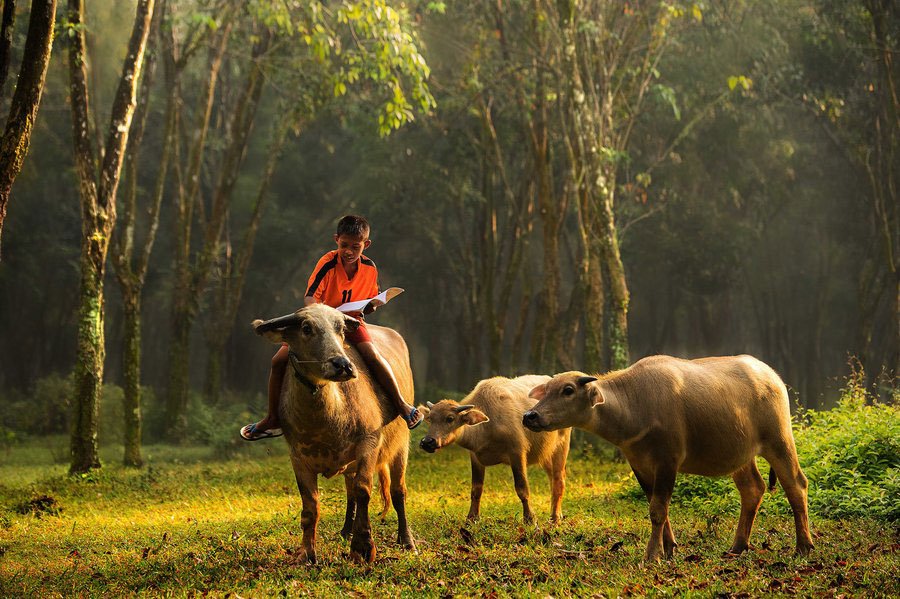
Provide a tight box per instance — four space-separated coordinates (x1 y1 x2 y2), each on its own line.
562 385 575 396
301 323 313 335
445 416 454 423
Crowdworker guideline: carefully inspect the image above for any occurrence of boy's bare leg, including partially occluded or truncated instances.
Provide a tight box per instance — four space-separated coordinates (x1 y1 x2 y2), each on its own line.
241 344 289 439
355 341 422 427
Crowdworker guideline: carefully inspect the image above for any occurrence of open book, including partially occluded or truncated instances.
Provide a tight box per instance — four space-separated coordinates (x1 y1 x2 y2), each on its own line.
336 287 404 314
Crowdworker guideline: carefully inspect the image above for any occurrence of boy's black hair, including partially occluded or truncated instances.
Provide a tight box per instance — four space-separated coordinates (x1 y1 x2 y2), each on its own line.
336 214 370 238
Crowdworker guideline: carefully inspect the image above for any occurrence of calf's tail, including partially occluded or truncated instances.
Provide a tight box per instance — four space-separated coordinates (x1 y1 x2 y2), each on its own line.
377 464 391 520
768 468 778 492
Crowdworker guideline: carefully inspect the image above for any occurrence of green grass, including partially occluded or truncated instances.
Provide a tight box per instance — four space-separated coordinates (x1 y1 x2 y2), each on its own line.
1 435 898 597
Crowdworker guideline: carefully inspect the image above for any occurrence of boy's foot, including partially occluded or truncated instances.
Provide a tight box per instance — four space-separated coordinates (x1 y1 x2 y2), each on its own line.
402 406 423 430
240 422 284 441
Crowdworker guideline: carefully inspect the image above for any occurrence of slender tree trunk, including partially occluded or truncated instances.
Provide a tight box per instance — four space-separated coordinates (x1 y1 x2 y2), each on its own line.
68 0 154 474
0 0 16 92
595 165 630 369
166 22 265 439
0 0 55 259
121 290 143 466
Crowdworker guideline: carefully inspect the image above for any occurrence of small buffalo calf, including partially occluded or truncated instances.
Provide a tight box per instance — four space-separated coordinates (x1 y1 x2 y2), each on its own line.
420 375 571 523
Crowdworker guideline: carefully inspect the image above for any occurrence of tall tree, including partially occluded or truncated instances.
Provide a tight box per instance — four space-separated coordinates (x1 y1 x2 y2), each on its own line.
0 0 56 259
109 0 169 467
68 0 155 474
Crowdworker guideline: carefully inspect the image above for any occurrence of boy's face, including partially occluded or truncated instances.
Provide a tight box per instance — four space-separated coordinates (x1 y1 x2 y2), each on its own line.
334 232 371 264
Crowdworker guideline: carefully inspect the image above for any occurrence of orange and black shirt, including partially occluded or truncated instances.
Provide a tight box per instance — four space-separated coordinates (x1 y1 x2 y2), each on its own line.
305 250 379 308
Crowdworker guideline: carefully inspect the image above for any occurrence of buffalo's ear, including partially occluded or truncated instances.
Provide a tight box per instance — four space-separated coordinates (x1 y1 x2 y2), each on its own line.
419 404 431 419
252 319 285 344
586 382 605 407
461 409 489 426
343 315 361 332
528 384 547 400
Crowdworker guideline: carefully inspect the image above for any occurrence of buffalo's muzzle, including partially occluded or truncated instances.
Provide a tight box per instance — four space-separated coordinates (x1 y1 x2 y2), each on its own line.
522 410 545 431
419 437 438 453
328 356 356 379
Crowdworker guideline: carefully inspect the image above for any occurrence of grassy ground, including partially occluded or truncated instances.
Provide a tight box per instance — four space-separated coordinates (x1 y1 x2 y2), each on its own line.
1 435 897 597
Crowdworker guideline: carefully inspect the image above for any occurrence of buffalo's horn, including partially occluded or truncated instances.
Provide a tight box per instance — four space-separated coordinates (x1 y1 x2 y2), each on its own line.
426 401 435 409
454 405 476 413
254 313 302 334
577 376 598 386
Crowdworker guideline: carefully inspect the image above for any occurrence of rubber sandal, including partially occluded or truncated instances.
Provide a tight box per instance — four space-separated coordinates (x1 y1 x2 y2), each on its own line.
240 422 284 441
403 406 423 430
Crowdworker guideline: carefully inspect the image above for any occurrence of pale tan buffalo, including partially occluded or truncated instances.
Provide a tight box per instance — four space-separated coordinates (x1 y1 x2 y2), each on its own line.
522 355 814 562
420 375 571 523
253 303 415 564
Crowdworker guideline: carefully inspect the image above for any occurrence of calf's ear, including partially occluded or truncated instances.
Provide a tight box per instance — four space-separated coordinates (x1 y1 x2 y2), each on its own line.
461 409 490 426
528 384 546 400
419 404 431 418
343 315 361 332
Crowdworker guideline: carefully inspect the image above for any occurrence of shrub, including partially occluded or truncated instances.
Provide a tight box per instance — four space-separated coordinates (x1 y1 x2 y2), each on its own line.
795 387 899 521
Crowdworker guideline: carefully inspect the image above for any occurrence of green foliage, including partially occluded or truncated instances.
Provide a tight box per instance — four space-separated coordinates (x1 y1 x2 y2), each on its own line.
795 386 900 521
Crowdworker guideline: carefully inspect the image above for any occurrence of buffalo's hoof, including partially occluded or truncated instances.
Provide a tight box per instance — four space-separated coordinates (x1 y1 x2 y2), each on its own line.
350 535 377 564
289 547 317 565
795 541 814 557
340 526 352 541
398 533 417 552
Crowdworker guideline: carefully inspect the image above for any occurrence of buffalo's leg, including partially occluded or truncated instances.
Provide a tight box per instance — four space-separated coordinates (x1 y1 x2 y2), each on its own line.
547 440 569 523
292 463 320 564
644 464 677 563
341 472 356 541
634 467 677 558
728 460 766 554
389 451 416 550
510 455 534 524
349 441 379 563
467 456 486 522
763 442 814 555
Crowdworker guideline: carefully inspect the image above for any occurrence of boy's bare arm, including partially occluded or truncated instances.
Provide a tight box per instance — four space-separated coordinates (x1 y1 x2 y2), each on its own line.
304 296 318 306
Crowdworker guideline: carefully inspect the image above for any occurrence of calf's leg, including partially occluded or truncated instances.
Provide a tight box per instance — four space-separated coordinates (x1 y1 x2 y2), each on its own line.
763 441 814 555
728 460 766 554
292 464 320 564
467 455 486 522
510 455 534 524
547 442 568 523
389 450 416 550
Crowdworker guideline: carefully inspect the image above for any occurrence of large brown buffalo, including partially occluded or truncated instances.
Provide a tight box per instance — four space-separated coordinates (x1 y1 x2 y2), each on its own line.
253 303 415 563
523 355 814 562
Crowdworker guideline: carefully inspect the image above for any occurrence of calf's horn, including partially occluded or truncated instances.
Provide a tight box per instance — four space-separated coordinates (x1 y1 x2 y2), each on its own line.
254 313 302 334
577 376 598 386
426 401 435 409
454 405 475 413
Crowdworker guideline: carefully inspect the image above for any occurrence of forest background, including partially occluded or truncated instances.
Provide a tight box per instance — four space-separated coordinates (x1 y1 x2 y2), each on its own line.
0 0 896 467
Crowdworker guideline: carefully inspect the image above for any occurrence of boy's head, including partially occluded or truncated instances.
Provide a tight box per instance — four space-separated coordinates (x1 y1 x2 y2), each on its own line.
334 214 371 264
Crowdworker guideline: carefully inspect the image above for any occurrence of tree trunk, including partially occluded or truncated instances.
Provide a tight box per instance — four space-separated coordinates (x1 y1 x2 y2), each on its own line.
596 171 630 370
0 0 16 92
0 0 56 259
121 290 143 466
68 0 154 474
